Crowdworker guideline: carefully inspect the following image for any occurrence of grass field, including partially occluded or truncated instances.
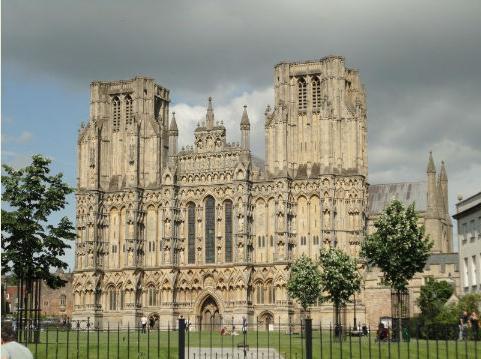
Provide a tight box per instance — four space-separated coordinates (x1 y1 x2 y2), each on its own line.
25 329 479 358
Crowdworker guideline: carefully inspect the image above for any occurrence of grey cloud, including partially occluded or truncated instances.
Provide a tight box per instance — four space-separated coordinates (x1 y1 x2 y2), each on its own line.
3 0 481 241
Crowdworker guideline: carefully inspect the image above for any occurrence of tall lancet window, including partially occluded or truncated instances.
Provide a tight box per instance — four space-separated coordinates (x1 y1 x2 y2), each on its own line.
205 196 216 263
125 95 133 126
298 78 307 112
112 96 121 132
312 77 321 111
187 203 196 264
224 200 233 263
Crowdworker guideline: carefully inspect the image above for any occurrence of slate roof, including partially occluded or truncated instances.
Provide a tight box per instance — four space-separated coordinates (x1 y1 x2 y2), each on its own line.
368 181 427 215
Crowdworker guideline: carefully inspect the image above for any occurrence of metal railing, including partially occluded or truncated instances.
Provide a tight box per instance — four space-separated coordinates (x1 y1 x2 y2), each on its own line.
7 318 480 358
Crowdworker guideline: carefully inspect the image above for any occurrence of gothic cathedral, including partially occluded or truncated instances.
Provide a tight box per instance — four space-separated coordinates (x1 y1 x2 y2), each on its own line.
73 56 455 329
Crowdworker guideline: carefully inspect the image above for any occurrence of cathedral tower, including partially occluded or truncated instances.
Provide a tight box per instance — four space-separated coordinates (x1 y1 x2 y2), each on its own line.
77 77 170 190
265 56 367 177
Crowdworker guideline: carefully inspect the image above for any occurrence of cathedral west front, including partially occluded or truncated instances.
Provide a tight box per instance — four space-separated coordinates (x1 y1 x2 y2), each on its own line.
73 56 456 329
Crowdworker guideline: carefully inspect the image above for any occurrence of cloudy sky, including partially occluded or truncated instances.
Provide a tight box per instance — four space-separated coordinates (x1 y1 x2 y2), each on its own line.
2 0 481 267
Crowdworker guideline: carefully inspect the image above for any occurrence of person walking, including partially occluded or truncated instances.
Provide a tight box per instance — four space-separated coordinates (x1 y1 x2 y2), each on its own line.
141 315 148 333
459 311 469 340
470 311 479 341
1 322 33 359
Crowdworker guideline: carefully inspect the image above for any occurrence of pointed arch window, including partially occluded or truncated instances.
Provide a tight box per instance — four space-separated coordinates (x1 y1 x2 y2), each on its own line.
205 196 216 263
125 95 133 126
188 203 196 264
112 97 121 132
312 77 321 111
148 286 157 306
108 287 117 310
298 78 307 112
224 200 233 263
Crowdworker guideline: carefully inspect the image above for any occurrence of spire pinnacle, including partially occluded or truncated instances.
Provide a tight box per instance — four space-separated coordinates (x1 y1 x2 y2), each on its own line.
169 112 178 133
240 105 250 129
439 160 447 181
427 151 436 173
206 97 214 129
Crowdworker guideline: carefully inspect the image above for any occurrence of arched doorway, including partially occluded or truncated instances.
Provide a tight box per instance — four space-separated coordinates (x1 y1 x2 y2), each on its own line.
148 313 160 329
258 311 274 331
198 295 221 331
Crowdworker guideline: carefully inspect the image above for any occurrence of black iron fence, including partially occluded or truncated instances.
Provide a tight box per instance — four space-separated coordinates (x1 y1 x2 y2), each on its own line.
7 318 480 358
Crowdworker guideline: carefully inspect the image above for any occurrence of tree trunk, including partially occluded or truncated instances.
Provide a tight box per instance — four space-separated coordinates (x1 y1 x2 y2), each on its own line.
397 290 402 342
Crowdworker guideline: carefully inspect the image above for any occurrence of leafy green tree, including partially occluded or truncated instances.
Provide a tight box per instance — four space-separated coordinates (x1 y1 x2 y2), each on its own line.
360 199 433 338
1 154 75 288
318 247 362 328
417 278 454 323
287 255 322 316
458 293 481 315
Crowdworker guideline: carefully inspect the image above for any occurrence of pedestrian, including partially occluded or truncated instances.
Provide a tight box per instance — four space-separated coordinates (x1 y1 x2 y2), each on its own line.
1 321 33 359
141 315 148 333
470 311 479 341
459 311 469 340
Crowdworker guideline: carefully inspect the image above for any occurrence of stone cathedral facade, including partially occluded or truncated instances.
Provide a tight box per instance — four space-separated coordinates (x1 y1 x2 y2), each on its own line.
73 56 456 329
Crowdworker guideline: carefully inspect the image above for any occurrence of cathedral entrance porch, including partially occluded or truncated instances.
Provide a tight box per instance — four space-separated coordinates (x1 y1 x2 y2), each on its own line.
197 295 222 331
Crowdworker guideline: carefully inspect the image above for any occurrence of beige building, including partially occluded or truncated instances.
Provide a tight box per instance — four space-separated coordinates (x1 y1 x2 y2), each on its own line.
454 191 481 293
73 56 457 329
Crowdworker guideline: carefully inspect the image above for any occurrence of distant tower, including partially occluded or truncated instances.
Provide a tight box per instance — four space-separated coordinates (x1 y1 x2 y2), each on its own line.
425 152 452 253
240 105 250 150
265 56 367 177
426 151 437 214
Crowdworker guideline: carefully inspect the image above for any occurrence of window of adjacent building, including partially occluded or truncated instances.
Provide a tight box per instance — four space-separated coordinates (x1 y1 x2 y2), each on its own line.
125 95 133 126
472 256 477 287
112 96 121 132
205 196 216 263
298 78 307 112
312 77 321 111
60 295 66 307
225 200 233 263
462 223 468 241
188 203 196 264
464 257 469 288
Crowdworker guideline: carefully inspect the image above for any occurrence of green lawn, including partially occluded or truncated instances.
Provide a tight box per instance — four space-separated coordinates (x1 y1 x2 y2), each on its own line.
25 329 479 358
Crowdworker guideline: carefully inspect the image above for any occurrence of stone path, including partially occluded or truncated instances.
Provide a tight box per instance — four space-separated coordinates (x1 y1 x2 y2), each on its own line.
186 347 284 359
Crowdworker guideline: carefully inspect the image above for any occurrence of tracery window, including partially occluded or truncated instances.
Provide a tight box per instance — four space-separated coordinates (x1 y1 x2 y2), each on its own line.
112 97 120 132
108 287 117 310
312 77 321 111
205 196 216 263
125 95 133 126
224 200 233 263
298 78 307 112
148 286 157 306
188 203 196 264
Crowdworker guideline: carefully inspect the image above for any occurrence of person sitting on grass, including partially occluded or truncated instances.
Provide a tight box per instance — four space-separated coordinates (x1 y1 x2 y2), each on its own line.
1 321 33 359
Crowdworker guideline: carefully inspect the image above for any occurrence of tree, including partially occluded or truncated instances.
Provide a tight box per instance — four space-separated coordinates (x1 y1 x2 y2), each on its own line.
318 247 362 330
287 255 322 315
1 155 75 339
417 278 454 324
360 199 433 339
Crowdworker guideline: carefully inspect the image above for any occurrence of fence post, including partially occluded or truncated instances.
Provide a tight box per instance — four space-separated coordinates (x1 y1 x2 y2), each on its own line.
305 318 312 359
178 317 186 359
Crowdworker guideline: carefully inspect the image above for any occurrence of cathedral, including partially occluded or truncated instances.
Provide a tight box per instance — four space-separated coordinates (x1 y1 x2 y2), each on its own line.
73 56 457 329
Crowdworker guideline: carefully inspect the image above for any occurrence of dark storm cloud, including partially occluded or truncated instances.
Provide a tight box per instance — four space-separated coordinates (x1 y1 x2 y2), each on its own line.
3 0 481 215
